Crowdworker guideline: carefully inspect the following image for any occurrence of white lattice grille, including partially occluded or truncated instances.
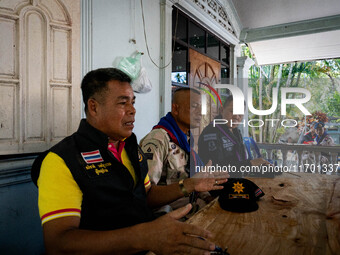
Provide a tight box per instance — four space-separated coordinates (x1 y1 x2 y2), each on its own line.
191 0 235 35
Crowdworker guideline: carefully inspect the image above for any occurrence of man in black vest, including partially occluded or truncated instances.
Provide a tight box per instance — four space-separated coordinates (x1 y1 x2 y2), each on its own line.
32 68 226 254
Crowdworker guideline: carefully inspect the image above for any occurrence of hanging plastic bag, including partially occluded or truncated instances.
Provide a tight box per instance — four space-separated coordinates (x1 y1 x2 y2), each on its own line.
117 52 142 81
132 67 152 93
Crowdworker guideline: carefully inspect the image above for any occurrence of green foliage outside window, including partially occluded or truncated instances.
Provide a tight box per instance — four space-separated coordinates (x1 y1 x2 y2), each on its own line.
242 46 340 143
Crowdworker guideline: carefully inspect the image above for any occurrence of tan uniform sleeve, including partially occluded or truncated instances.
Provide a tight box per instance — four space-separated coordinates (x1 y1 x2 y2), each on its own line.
140 130 169 185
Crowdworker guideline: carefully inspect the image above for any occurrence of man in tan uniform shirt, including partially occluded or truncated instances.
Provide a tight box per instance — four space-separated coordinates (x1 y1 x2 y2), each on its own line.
140 88 211 211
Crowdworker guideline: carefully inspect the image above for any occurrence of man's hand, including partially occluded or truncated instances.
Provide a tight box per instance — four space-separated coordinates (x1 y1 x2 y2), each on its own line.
146 159 228 208
185 160 229 193
42 205 216 255
184 177 227 193
250 158 271 166
144 204 216 255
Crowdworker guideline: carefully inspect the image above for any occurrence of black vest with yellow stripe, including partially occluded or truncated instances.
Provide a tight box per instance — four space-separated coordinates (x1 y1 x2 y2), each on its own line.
32 119 155 231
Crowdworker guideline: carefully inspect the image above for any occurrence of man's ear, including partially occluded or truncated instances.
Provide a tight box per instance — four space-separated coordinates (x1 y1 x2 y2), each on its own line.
171 103 179 116
87 98 98 117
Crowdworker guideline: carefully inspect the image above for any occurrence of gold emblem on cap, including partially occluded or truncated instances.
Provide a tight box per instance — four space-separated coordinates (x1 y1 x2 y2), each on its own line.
232 182 244 194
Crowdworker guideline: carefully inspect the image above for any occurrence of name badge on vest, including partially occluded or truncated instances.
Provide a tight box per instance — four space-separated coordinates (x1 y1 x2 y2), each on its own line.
81 150 112 178
222 137 234 151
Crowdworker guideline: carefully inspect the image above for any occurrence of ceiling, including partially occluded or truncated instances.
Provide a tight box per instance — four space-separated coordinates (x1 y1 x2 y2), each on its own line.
231 0 340 65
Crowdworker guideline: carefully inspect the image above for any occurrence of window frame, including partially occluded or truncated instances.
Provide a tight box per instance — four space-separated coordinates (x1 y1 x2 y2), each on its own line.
172 7 230 87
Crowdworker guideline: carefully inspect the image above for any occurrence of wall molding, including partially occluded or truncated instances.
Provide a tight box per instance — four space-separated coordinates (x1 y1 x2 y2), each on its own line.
0 156 36 187
81 0 93 118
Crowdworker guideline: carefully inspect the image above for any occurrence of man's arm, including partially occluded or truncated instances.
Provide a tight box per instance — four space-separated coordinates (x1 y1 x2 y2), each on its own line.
38 153 217 254
140 131 168 184
43 204 216 255
146 177 227 208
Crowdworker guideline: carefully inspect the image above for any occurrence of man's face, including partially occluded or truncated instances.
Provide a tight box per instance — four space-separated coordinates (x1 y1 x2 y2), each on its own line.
173 91 202 131
189 92 202 128
316 127 324 136
221 101 243 128
91 80 136 142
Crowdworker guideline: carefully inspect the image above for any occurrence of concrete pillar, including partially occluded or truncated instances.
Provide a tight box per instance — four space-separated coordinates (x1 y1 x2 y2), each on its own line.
159 0 173 118
229 45 236 84
237 56 254 137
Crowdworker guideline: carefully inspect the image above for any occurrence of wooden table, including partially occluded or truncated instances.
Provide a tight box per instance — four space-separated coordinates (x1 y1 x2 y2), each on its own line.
187 173 340 255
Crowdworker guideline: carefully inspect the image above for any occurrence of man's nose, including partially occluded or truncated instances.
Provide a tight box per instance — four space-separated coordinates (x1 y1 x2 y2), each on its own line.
195 108 202 116
128 103 136 115
195 105 202 115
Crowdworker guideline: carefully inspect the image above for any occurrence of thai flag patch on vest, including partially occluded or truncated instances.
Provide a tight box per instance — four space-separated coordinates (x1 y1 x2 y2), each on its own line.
81 150 104 164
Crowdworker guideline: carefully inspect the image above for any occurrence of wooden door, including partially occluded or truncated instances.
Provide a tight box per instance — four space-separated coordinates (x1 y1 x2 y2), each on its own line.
0 0 81 154
189 49 220 149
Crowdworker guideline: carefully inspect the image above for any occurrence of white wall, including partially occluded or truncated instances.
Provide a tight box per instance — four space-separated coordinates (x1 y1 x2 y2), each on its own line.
89 0 240 140
92 0 162 141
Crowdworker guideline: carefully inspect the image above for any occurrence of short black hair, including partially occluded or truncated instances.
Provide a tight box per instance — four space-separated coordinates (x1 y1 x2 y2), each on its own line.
172 87 201 103
81 68 131 112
